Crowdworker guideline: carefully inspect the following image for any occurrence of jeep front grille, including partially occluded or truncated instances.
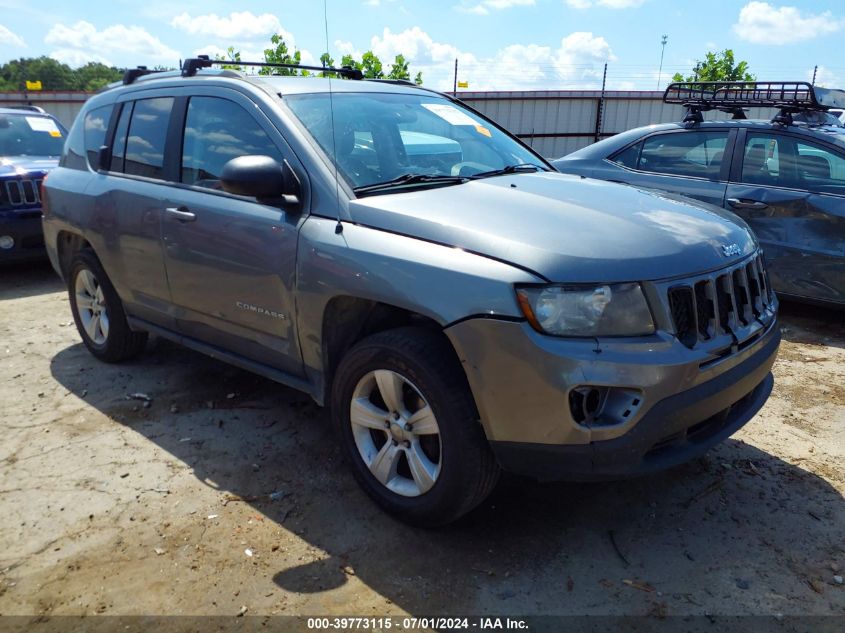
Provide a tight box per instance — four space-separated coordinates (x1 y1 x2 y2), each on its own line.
1 178 43 208
667 254 774 349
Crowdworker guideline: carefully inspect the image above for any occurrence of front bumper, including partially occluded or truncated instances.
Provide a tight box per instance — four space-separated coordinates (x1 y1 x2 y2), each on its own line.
445 314 779 480
0 210 46 263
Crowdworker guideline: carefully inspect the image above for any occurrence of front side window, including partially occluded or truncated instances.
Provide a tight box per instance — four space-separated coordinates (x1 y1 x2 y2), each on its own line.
181 96 284 190
613 131 729 180
123 97 174 179
0 113 66 157
284 92 542 190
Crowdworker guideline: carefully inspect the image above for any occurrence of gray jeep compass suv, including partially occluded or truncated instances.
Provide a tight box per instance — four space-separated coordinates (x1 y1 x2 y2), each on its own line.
42 58 780 525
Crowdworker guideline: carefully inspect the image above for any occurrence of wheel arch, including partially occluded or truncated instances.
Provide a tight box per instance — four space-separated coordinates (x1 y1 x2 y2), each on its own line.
56 230 95 281
318 296 464 407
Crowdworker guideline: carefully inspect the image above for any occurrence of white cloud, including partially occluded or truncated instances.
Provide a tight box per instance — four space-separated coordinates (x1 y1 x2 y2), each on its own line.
809 65 840 89
733 2 844 44
566 0 645 9
44 21 179 68
170 11 293 43
0 23 25 48
367 26 615 91
456 0 535 15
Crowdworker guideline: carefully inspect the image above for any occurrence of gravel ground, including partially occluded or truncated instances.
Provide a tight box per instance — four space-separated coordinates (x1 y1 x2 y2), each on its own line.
0 261 843 624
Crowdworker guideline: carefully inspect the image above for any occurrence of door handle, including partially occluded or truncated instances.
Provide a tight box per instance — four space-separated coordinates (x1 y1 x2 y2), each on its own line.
727 198 768 211
165 206 197 222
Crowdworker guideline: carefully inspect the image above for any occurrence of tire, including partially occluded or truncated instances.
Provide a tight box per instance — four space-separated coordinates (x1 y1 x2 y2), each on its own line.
332 327 500 526
68 249 147 362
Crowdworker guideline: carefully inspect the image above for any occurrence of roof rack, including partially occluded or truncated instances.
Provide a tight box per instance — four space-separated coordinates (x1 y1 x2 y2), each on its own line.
664 81 845 125
123 66 166 85
181 55 364 80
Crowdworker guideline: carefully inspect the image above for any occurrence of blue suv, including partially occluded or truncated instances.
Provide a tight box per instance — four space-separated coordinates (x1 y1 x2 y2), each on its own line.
0 106 66 263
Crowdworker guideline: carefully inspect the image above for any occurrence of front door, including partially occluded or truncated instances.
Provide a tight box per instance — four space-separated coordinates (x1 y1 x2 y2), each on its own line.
725 130 845 304
160 92 306 375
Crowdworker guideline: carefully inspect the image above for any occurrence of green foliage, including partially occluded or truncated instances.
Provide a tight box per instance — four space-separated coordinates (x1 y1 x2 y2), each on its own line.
671 49 755 85
339 51 423 84
214 46 243 72
0 56 124 91
260 34 303 76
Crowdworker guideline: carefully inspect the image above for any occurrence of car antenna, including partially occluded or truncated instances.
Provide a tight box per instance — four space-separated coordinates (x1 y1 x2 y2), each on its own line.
324 0 344 235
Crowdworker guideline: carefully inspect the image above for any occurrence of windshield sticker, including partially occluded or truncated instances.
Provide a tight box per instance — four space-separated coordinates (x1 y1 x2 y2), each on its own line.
422 103 479 126
26 116 61 135
475 125 492 138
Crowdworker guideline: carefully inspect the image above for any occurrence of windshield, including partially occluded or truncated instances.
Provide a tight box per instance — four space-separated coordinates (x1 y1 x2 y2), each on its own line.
0 113 66 157
284 92 544 191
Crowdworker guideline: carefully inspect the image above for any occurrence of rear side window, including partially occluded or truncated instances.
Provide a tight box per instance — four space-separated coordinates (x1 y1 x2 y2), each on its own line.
181 96 283 189
795 140 845 196
110 103 132 172
612 131 729 180
120 97 174 179
83 105 112 169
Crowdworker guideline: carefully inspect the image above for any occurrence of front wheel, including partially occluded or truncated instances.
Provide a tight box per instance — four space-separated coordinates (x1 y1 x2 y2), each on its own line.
332 327 499 526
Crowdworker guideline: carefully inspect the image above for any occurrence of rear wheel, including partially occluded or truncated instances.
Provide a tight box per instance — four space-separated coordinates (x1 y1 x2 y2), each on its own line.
68 250 147 362
332 327 499 526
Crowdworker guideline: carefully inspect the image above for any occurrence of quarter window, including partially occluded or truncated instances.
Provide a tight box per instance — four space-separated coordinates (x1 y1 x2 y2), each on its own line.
181 96 284 190
83 105 112 169
612 131 729 180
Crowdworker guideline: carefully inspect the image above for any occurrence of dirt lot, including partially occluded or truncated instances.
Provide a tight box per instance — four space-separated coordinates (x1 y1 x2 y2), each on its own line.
1 261 843 623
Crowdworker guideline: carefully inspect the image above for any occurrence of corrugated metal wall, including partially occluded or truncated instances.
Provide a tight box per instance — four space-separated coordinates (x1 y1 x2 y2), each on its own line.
0 92 88 129
460 90 776 158
2 89 780 159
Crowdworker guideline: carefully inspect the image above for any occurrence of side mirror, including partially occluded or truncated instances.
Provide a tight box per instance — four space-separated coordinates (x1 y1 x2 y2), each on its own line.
220 155 302 211
97 145 110 171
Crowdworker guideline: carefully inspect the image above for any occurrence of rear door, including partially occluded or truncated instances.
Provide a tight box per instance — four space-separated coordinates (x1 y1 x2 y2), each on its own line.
84 95 176 327
600 128 735 208
725 130 845 303
159 88 307 375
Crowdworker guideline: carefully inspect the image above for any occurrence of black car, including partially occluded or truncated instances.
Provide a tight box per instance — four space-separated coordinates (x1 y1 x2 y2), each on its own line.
0 106 66 264
553 81 845 307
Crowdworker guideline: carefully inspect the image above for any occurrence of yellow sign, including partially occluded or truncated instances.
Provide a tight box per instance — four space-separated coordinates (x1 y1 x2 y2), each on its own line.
25 80 42 91
457 81 469 88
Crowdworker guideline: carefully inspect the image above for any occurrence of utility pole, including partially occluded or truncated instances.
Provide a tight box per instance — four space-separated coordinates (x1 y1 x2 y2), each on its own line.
453 58 458 95
812 65 818 85
657 35 668 89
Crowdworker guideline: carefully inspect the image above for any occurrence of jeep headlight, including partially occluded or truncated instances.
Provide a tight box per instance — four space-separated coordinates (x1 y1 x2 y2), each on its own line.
516 283 654 337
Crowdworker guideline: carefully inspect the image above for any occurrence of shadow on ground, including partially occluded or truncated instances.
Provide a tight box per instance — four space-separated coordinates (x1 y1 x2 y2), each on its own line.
47 332 845 617
0 259 62 300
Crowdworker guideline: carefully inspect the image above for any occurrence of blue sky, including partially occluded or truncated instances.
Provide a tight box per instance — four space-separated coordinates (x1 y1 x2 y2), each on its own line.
0 0 841 91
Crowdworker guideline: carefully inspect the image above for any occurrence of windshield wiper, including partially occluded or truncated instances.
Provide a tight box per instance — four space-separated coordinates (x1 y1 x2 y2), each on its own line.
469 163 548 180
353 173 468 196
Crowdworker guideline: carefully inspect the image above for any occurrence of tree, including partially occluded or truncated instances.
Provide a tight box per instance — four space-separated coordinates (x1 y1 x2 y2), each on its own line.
260 34 303 76
214 46 243 72
74 62 123 91
0 56 79 90
340 51 423 84
671 49 755 85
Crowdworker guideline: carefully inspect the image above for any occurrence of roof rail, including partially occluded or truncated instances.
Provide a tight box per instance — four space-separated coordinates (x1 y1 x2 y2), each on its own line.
181 55 364 80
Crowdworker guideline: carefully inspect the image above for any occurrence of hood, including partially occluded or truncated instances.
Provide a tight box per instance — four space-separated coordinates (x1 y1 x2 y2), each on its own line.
0 156 58 178
348 172 757 282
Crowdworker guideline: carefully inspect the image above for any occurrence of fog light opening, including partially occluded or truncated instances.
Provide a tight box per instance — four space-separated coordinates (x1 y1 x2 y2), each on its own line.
569 386 604 425
0 235 14 250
